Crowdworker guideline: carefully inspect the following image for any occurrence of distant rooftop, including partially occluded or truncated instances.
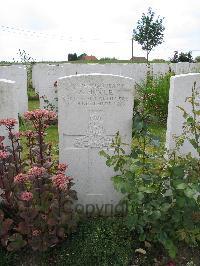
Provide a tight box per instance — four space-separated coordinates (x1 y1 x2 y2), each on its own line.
81 55 98 61
130 56 146 62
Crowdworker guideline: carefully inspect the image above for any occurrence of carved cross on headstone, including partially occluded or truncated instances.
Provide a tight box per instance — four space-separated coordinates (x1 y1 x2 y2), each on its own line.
74 111 113 148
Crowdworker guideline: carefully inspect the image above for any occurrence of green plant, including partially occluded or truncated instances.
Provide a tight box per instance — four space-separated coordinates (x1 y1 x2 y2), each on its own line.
136 72 174 124
133 7 165 63
100 83 200 258
195 56 200 63
40 82 58 115
0 110 77 251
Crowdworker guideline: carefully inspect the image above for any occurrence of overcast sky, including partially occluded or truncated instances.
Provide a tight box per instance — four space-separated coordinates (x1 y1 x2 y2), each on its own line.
0 0 200 62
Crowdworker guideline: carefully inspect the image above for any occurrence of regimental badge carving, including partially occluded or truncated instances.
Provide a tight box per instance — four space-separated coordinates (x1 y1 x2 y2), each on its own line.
74 112 112 148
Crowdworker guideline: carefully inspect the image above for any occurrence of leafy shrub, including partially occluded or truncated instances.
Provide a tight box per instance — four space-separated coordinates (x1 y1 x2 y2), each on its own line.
0 110 77 251
195 56 200 63
136 72 174 124
100 83 200 258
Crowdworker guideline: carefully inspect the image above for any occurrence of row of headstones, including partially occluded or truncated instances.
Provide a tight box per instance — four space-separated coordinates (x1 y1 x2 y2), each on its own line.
1 62 200 115
0 73 199 211
32 62 200 110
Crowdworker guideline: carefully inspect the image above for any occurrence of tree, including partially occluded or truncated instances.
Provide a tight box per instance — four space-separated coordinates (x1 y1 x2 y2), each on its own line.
195 56 200 62
68 53 78 61
78 53 87 60
133 8 165 63
170 51 193 63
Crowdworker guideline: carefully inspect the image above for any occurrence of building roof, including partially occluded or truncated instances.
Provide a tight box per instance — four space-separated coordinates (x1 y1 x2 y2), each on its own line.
82 55 98 61
130 56 146 62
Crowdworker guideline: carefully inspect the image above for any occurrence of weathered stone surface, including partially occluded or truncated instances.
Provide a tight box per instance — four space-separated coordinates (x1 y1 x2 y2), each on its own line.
0 79 19 146
174 62 190 74
166 73 200 157
152 63 170 77
58 74 135 212
0 65 28 115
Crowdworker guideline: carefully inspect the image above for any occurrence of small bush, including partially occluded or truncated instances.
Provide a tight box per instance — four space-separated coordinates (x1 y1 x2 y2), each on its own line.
0 110 77 252
136 72 174 124
101 83 200 258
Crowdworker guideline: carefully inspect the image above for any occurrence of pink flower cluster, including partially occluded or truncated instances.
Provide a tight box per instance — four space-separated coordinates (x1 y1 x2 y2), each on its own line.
57 163 68 173
21 130 35 138
24 109 57 121
28 167 46 178
52 173 71 191
20 191 33 202
0 119 18 128
32 229 41 236
0 136 5 143
14 173 28 184
0 150 9 159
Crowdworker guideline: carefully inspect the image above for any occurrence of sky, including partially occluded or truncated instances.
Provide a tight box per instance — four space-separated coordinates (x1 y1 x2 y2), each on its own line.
0 0 200 62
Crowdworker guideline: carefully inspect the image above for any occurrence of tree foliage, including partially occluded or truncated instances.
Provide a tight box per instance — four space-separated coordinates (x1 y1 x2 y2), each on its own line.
170 51 194 63
68 53 78 61
133 8 165 62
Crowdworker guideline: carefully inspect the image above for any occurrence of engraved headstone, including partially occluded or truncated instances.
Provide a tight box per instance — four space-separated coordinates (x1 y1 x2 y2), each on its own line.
0 79 19 146
58 74 135 213
166 73 200 157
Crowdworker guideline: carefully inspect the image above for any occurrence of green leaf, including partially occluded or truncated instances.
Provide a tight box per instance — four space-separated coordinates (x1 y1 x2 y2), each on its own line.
176 183 187 190
126 214 138 229
99 150 109 159
172 166 185 177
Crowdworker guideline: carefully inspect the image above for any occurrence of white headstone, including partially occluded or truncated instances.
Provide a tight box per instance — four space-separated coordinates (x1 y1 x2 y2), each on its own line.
0 65 28 115
166 73 200 157
189 63 200 73
152 63 170 77
0 79 19 146
175 62 190 74
36 64 64 111
58 74 135 214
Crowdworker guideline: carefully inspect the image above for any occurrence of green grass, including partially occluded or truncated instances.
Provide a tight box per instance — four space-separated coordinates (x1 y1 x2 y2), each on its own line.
28 99 40 110
149 123 166 143
20 99 59 159
11 217 132 266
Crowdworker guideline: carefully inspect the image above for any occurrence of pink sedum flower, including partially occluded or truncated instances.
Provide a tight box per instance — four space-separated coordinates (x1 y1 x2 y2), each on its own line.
32 229 41 236
20 191 33 202
57 163 68 172
28 167 46 177
24 109 57 121
0 118 18 128
0 136 5 143
14 173 28 183
0 151 9 159
21 130 35 138
52 173 71 191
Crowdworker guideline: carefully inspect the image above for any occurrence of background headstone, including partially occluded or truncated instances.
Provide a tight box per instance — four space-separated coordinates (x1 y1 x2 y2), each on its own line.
0 65 28 115
166 73 200 157
152 63 170 77
58 74 135 213
0 79 19 147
